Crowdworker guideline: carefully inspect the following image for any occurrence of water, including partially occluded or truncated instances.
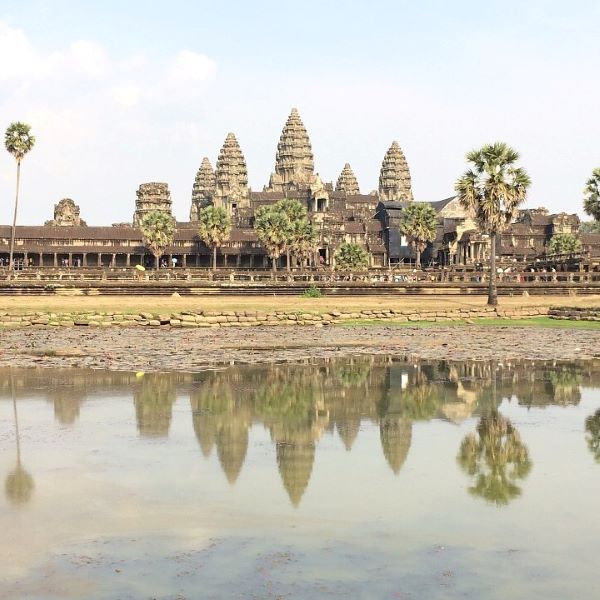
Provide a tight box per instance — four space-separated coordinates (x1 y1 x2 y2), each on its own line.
1 358 600 599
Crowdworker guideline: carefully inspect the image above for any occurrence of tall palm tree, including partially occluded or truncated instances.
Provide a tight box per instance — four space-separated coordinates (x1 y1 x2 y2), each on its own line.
4 122 35 275
455 142 531 306
398 202 438 269
138 211 176 271
583 167 600 223
254 206 288 272
291 218 318 269
198 206 232 271
274 198 307 271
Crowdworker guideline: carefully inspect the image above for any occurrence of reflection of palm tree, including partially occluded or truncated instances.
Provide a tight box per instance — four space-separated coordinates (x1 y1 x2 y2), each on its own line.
458 412 532 505
585 409 600 462
5 373 34 506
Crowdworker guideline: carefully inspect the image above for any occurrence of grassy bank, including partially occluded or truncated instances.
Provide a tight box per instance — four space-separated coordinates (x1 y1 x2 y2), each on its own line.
339 316 600 329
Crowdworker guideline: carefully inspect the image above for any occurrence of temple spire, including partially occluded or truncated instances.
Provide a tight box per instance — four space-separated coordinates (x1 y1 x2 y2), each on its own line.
190 157 216 221
378 141 413 202
335 163 360 195
268 108 315 192
213 133 249 214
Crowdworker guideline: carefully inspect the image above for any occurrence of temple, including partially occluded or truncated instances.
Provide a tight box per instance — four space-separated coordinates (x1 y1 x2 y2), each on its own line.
1 107 598 269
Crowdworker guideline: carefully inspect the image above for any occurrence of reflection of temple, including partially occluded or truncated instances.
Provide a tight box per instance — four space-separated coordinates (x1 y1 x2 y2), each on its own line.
3 358 599 507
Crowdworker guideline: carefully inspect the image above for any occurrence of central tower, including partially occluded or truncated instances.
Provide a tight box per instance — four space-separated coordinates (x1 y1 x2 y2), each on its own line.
267 108 315 193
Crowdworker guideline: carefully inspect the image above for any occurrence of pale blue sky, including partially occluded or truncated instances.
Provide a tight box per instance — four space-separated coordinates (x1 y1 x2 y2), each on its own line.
1 0 599 224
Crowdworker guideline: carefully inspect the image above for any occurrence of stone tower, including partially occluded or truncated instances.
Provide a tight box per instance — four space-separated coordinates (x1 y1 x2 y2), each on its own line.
378 141 413 203
335 163 360 195
212 133 249 215
190 157 216 221
267 108 315 192
45 198 86 226
133 182 173 227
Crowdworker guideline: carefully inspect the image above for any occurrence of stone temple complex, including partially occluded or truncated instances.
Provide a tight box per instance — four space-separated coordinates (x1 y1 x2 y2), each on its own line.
1 107 599 269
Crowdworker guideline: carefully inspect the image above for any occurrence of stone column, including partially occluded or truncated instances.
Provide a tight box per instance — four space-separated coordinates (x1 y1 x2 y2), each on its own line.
111 253 116 268
83 253 88 267
38 253 43 267
182 254 187 268
236 254 241 267
53 253 58 267
126 254 131 267
68 252 73 267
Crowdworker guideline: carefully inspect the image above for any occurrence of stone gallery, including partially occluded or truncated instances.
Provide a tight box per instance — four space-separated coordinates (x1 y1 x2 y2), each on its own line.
0 109 596 269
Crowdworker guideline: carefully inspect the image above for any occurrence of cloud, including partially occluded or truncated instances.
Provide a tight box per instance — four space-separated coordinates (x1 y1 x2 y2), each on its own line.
169 50 216 82
0 21 218 225
112 85 141 108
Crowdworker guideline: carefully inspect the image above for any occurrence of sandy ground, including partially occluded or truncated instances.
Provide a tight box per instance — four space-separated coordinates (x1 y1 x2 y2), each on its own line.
1 294 599 315
1 323 599 371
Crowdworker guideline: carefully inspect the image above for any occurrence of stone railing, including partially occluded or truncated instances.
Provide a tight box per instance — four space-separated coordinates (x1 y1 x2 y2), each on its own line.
0 306 550 329
2 266 600 285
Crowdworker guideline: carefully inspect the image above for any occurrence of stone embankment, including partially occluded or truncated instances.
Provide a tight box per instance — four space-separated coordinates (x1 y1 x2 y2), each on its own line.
548 307 600 321
0 306 551 328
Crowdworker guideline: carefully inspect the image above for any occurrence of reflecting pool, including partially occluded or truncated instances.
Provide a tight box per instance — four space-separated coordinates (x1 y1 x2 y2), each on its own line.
1 358 600 599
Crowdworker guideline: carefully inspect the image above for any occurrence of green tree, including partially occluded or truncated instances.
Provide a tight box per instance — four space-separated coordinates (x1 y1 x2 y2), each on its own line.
457 412 532 506
580 221 600 234
198 206 232 271
334 242 370 271
138 211 176 270
583 168 600 222
255 206 289 272
398 202 438 269
4 122 36 275
455 142 531 306
548 233 581 255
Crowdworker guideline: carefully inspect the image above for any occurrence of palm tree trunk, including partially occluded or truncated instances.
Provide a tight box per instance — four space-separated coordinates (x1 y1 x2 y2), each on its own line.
415 248 421 270
488 233 498 306
272 255 277 272
286 248 291 272
155 254 159 271
11 372 21 466
8 161 21 276
213 246 217 271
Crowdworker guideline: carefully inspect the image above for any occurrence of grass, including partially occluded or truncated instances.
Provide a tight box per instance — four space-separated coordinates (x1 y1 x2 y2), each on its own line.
338 316 600 329
0 294 599 315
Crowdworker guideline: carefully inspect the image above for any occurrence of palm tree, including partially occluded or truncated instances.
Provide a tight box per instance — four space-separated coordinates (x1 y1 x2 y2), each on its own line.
398 203 438 269
334 242 370 272
4 122 35 275
198 206 232 271
138 211 176 270
455 142 531 306
583 167 600 223
548 233 581 255
291 218 318 269
274 198 308 271
585 409 600 462
254 206 289 272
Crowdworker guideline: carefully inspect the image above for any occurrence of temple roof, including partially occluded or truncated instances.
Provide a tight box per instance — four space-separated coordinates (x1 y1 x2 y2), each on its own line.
335 163 360 195
215 133 248 193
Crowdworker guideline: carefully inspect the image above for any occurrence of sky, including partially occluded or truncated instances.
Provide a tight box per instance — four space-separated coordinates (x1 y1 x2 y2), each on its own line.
0 0 599 225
